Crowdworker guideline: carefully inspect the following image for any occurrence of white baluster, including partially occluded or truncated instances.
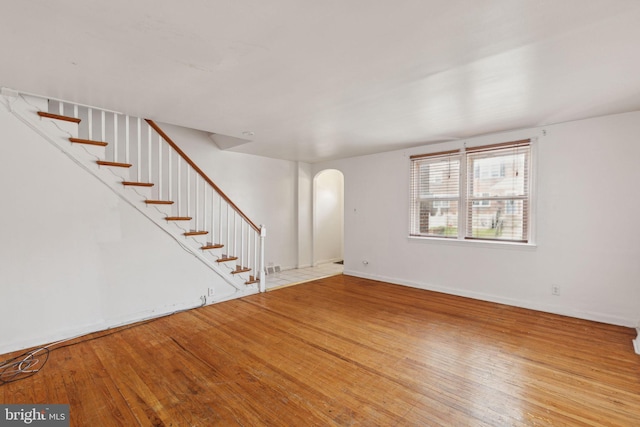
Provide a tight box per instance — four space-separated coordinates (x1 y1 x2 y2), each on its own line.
211 187 216 243
101 111 105 143
88 108 93 141
246 227 251 272
254 232 258 280
158 134 162 199
186 166 191 217
233 212 237 258
168 146 172 201
125 115 130 164
177 158 182 217
203 180 207 234
147 124 152 184
247 223 251 269
137 118 141 182
58 101 63 116
113 113 118 163
259 226 266 292
225 202 231 253
202 176 206 230
195 175 199 230
240 221 245 268
218 194 222 246
73 105 78 120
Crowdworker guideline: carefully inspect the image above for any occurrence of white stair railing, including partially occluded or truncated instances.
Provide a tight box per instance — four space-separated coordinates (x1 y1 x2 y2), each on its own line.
47 99 266 292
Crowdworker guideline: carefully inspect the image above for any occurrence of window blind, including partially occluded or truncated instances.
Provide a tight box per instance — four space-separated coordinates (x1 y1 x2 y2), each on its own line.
465 140 531 242
410 150 461 238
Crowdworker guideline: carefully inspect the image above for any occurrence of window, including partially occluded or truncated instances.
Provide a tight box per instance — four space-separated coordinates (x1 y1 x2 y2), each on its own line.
472 193 491 207
432 200 451 209
409 150 460 238
410 139 532 243
474 159 506 178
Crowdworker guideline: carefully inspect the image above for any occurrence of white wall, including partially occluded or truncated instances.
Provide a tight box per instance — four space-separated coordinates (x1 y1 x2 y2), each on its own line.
314 111 640 327
4 95 636 355
156 123 302 270
296 162 313 268
313 169 344 265
0 103 241 355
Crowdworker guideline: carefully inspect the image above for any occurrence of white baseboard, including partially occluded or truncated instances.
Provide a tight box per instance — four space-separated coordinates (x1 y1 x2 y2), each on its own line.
0 289 257 356
315 257 343 266
343 269 637 328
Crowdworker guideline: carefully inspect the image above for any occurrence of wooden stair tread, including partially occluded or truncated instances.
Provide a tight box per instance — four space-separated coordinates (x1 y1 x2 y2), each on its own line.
69 137 108 147
245 278 260 285
96 160 132 168
231 267 252 275
201 244 224 250
165 216 192 221
145 200 174 205
122 181 154 187
216 257 238 263
184 230 208 236
37 111 81 123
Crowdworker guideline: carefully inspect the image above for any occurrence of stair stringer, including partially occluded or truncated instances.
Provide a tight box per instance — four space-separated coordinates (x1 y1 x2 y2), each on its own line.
1 92 259 298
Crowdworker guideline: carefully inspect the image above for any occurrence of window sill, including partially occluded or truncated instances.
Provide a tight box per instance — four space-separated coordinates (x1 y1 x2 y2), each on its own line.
408 235 537 251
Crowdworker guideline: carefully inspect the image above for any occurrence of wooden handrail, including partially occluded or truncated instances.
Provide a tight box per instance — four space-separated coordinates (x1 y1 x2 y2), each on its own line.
145 119 261 233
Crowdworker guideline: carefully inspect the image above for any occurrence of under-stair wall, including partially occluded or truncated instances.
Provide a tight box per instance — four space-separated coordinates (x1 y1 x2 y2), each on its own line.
0 92 262 354
152 122 301 271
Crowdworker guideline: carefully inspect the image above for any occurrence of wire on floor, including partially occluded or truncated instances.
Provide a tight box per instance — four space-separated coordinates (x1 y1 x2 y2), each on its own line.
0 301 205 386
0 347 49 385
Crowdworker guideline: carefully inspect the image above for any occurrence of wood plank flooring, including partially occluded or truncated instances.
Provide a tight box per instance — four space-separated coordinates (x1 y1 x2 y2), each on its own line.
2 275 639 426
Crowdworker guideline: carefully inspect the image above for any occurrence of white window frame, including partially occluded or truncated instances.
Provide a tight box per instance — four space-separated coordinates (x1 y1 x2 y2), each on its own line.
409 139 536 245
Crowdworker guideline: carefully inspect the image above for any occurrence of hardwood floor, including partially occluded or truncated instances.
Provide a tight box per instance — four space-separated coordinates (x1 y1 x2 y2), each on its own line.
2 275 639 426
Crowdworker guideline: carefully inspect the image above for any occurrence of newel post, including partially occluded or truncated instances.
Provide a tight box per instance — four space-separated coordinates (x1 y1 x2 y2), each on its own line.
259 225 267 293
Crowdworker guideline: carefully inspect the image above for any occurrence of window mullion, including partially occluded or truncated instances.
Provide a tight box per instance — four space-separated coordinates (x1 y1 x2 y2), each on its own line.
459 150 467 240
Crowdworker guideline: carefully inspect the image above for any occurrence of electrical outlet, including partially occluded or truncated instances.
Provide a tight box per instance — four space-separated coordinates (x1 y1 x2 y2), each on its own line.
207 288 215 297
551 284 560 296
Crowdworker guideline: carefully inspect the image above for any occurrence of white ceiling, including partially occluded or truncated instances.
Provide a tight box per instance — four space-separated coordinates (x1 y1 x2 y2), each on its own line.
3 1 640 163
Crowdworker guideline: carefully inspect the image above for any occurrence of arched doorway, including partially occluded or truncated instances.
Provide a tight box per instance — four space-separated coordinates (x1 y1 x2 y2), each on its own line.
313 169 344 266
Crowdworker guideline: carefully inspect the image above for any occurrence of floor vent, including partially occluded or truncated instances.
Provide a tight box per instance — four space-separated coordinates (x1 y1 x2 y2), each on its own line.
266 265 281 275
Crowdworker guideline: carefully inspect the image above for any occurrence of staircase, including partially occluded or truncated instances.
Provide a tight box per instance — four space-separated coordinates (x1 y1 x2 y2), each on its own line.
2 89 265 294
